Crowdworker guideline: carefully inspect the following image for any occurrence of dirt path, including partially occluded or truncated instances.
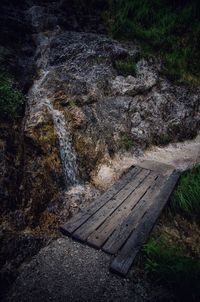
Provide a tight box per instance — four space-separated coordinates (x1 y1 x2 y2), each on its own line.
4 237 149 302
92 134 200 190
136 134 200 171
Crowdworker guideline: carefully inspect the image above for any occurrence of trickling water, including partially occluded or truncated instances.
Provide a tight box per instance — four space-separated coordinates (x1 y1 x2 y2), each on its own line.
48 102 79 186
28 67 79 187
25 13 80 187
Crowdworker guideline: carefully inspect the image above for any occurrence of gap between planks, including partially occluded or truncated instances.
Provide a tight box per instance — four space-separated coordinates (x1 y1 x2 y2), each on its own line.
87 171 158 249
60 166 141 236
72 169 152 242
110 170 181 276
60 163 181 277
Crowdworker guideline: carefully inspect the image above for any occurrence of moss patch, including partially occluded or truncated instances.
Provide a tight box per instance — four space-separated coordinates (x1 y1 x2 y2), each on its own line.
119 133 135 150
114 57 137 77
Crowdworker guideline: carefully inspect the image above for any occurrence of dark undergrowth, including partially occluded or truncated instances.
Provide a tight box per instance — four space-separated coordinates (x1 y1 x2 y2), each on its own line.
114 57 137 77
105 0 200 85
142 165 200 301
143 236 200 302
171 164 200 217
0 46 24 121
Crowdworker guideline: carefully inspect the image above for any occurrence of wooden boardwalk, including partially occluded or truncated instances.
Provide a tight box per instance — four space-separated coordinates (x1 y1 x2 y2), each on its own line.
61 161 180 276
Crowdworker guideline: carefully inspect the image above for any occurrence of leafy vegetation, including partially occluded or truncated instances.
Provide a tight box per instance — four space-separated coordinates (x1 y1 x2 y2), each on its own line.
143 236 200 301
0 73 24 120
142 165 200 300
120 133 134 150
106 0 200 84
153 133 171 146
0 47 24 120
114 57 137 76
171 164 200 217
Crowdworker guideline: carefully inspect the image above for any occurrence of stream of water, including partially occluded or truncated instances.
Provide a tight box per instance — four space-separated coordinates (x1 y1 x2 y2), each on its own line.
28 67 79 187
48 102 79 186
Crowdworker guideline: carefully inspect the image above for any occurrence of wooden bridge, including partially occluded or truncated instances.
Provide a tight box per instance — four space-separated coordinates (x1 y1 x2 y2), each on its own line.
61 161 181 276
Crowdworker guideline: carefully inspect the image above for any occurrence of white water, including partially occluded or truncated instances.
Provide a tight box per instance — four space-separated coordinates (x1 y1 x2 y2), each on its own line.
28 67 79 187
48 102 79 186
26 19 200 190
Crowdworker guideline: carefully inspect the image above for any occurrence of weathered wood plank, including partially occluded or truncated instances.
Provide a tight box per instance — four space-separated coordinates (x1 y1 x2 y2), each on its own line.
110 170 181 276
102 174 167 255
137 160 174 176
60 166 141 235
73 169 150 242
87 171 158 248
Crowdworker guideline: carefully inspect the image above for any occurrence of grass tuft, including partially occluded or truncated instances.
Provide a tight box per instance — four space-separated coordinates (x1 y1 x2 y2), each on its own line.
120 133 134 150
143 236 200 301
0 46 24 120
171 164 200 217
114 58 137 76
0 73 24 120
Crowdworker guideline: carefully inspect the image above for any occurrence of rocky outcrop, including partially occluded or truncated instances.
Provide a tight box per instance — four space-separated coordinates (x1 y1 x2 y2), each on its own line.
0 0 199 229
0 1 200 299
27 28 199 187
3 0 196 226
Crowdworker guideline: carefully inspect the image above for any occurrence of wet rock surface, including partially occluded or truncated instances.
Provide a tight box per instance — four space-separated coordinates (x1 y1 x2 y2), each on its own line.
26 27 200 195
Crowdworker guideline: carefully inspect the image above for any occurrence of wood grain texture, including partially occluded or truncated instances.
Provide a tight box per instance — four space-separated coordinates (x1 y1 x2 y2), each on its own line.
110 170 181 276
60 166 140 235
136 160 174 176
73 169 150 242
102 174 166 254
60 163 181 277
87 171 158 248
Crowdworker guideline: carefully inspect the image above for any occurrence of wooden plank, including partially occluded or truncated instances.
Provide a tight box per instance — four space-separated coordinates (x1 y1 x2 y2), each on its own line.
110 170 181 276
137 160 174 176
87 171 158 248
60 166 141 235
73 169 150 242
102 174 167 255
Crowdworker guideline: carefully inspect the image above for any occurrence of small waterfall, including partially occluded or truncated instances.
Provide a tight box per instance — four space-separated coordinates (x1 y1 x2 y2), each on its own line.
25 8 80 187
29 68 79 187
48 102 79 186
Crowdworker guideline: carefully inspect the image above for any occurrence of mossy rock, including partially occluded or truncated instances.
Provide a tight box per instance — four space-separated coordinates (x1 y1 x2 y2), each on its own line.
74 134 105 178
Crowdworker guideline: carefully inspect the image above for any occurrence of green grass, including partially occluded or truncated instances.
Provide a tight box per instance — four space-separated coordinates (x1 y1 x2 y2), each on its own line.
171 165 200 217
120 134 134 150
142 165 200 300
0 73 24 120
114 58 137 76
68 99 77 109
106 0 200 85
143 236 200 301
0 46 24 120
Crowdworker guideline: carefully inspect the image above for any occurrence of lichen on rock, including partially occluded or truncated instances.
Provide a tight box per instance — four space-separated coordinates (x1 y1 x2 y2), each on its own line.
1 0 200 239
